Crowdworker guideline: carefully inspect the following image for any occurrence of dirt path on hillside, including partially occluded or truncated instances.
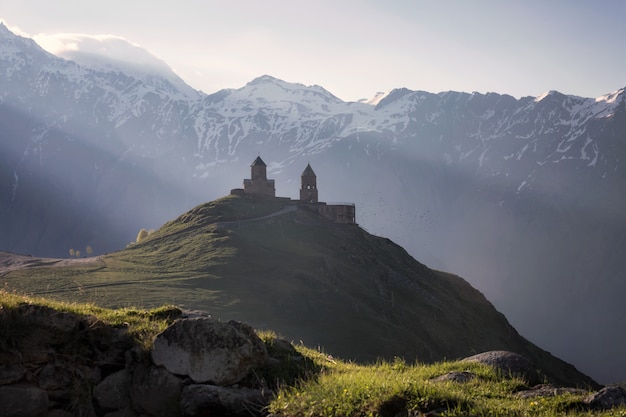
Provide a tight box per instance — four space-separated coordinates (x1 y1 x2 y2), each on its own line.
0 252 103 274
215 205 298 228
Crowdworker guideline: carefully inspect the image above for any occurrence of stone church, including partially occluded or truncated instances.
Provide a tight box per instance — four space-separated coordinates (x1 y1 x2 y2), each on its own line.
231 157 356 224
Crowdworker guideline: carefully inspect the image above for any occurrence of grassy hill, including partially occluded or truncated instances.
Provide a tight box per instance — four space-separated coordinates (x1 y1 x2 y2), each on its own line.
2 291 621 416
1 193 596 387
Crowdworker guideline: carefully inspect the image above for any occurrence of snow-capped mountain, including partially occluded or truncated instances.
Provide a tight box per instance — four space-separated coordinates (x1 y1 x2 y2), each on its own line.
1 22 625 384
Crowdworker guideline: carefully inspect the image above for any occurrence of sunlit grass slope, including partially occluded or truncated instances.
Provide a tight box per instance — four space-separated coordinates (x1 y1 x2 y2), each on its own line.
1 194 596 387
2 292 621 417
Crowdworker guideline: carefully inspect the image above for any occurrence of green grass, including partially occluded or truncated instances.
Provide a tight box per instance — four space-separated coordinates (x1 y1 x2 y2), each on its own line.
269 354 623 417
0 289 180 350
1 291 623 417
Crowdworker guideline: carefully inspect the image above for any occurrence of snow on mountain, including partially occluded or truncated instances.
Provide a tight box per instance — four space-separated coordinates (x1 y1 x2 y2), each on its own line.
358 91 390 105
33 32 199 99
187 73 624 184
3 20 623 180
2 20 625 185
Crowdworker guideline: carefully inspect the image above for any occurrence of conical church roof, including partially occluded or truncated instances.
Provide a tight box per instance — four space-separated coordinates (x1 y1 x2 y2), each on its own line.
301 163 316 177
251 156 267 167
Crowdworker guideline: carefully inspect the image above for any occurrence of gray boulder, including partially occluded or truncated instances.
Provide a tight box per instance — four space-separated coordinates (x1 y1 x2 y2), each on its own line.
585 386 626 410
130 364 182 417
0 384 48 417
94 369 132 410
515 384 587 399
151 318 268 385
462 351 542 384
179 384 268 417
38 362 73 391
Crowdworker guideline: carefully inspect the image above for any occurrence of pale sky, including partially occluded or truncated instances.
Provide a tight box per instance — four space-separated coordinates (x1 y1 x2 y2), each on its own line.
2 0 626 102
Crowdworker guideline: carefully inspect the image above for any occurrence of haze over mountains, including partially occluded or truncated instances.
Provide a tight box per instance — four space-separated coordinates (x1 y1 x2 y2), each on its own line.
0 23 624 383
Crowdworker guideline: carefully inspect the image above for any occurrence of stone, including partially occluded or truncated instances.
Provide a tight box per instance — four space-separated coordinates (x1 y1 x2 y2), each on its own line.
584 386 626 410
151 318 268 385
38 362 73 390
0 383 48 417
179 384 268 417
515 384 587 399
94 369 132 410
130 364 182 417
462 351 541 384
0 364 25 385
430 371 474 383
19 304 83 334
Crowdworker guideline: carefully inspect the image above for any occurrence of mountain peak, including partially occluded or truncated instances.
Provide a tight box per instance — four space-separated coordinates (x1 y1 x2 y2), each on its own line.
534 90 565 102
31 32 198 98
0 21 10 37
246 74 283 86
359 91 390 106
374 87 413 108
596 87 625 104
0 21 42 50
241 75 342 104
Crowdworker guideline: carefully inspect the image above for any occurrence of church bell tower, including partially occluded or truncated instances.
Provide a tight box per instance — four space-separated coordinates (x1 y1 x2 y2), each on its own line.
300 164 318 203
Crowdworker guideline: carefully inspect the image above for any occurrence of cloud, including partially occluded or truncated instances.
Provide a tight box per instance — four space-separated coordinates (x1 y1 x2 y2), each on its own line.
28 32 196 96
33 33 172 74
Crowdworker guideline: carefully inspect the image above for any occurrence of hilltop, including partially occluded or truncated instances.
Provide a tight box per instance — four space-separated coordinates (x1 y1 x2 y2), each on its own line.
1 193 596 388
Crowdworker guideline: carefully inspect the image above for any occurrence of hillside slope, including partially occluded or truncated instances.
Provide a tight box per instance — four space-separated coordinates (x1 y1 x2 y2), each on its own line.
1 194 596 388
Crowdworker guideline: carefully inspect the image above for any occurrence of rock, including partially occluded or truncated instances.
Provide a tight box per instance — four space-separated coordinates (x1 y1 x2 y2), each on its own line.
585 386 626 410
430 371 474 383
38 362 73 390
0 383 48 417
179 384 269 417
18 304 83 334
151 318 268 385
0 364 25 385
130 364 182 417
94 369 132 410
515 384 587 399
462 351 541 384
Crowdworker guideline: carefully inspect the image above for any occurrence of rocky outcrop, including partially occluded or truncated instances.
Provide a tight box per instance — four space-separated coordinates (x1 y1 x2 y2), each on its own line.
0 305 296 417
